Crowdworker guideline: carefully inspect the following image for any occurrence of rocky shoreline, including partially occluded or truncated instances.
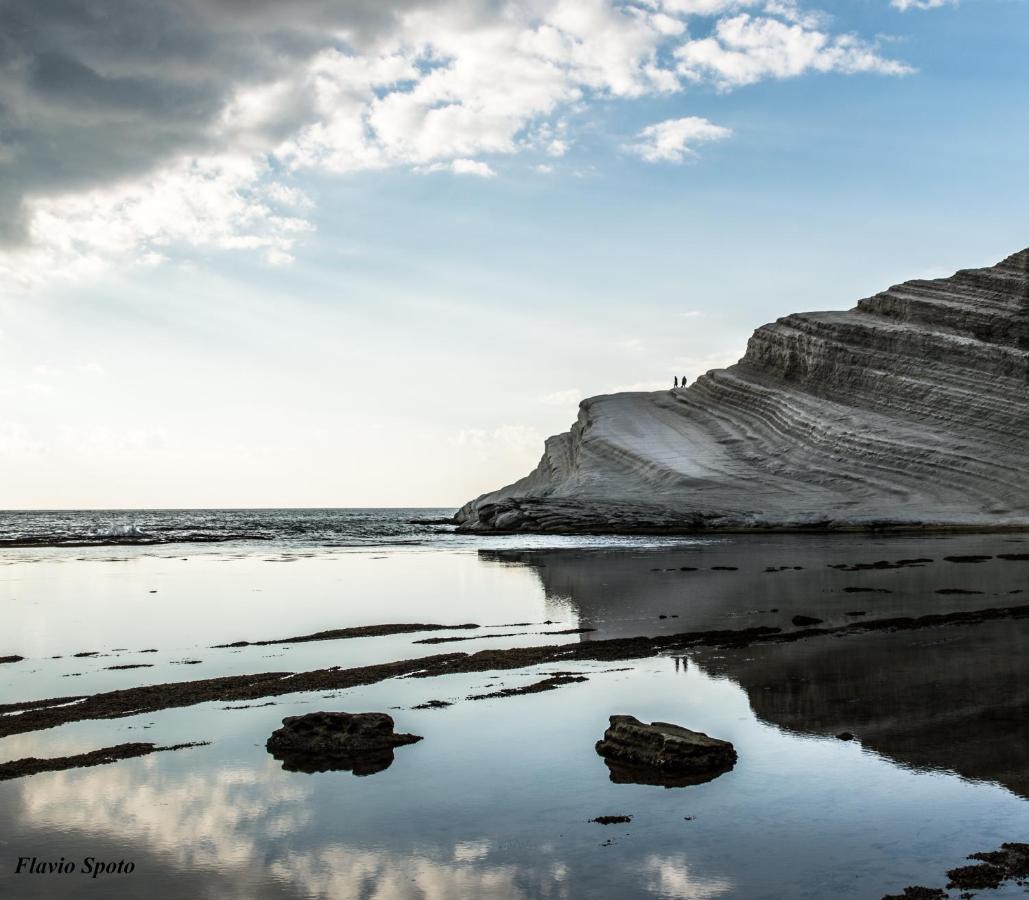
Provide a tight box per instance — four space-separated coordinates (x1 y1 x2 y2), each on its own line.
3 601 1027 739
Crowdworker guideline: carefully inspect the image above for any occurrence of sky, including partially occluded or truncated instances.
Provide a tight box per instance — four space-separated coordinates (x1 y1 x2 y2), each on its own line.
1 0 1028 509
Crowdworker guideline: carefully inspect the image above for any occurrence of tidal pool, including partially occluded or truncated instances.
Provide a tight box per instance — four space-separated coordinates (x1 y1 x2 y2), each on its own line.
1 534 1027 898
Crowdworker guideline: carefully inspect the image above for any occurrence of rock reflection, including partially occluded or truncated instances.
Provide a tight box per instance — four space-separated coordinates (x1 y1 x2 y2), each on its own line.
485 542 1029 798
691 619 1029 799
481 535 1029 638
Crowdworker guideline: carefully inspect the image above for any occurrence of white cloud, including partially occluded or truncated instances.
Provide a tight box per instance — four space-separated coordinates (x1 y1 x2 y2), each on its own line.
891 0 953 9
1 155 311 289
627 116 732 162
616 336 648 351
0 0 915 288
451 158 498 178
540 388 583 406
661 0 754 13
0 422 43 458
675 13 914 88
602 380 670 393
451 425 545 454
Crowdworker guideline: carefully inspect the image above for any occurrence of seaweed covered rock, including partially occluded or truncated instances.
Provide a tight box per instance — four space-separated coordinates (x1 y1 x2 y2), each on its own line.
595 715 736 787
266 711 422 775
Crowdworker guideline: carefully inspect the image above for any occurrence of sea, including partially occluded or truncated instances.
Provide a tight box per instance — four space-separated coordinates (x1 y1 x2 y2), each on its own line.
0 507 696 552
1 510 1027 899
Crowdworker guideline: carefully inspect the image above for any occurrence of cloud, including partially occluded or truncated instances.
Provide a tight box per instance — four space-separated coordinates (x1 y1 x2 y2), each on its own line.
0 0 915 287
540 388 582 406
675 13 914 88
1 154 312 287
450 158 497 178
451 425 546 455
615 336 648 351
890 0 953 9
601 380 669 393
626 116 732 162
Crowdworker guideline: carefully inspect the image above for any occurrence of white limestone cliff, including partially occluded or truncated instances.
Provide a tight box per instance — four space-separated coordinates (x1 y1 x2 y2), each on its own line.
456 248 1029 533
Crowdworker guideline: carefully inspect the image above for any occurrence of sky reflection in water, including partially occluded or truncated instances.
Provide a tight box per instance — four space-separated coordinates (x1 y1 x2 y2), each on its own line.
1 534 1028 898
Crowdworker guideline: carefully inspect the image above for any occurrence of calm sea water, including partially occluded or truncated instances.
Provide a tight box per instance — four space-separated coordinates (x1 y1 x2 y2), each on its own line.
1 521 1027 898
0 508 708 552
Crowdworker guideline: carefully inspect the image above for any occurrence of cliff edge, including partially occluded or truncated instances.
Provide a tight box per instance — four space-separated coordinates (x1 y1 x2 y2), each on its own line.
456 248 1029 533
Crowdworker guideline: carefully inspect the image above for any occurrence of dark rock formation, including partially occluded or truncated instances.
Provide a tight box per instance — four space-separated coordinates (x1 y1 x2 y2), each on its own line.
595 714 736 787
457 249 1029 533
0 741 206 781
881 888 946 900
266 711 422 775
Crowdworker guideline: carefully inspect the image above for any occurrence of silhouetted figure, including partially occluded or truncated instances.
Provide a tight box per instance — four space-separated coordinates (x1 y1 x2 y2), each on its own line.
673 376 679 388
680 376 687 387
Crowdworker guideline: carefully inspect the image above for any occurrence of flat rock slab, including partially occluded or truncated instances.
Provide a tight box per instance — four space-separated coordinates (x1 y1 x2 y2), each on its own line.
266 711 422 775
596 714 736 787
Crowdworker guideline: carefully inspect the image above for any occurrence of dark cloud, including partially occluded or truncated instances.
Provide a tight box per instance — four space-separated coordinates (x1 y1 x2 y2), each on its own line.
0 0 441 244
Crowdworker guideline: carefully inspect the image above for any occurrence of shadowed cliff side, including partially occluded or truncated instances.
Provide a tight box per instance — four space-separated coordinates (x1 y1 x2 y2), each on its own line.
457 249 1029 533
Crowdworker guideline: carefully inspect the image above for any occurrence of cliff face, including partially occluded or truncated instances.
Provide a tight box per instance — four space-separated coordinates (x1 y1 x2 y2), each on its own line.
456 248 1029 533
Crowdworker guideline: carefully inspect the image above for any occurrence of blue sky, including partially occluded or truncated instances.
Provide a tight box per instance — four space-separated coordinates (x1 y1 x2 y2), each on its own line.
1 0 1027 507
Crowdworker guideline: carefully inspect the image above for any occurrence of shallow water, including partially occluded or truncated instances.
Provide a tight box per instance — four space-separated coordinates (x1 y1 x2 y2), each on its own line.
1 530 1027 898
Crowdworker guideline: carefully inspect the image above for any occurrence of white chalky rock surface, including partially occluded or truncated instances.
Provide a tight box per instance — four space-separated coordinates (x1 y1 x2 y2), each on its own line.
456 248 1029 533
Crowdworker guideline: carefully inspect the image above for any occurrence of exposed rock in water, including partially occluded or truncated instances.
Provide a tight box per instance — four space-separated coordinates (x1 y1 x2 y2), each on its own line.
466 673 588 701
590 815 632 825
0 656 23 665
6 601 1028 740
214 622 480 648
456 249 1029 533
266 711 422 775
831 559 932 571
0 741 207 781
595 715 736 787
881 888 946 900
792 615 824 626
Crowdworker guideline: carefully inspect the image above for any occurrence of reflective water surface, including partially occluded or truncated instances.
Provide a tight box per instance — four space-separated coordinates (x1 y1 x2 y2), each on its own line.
1 532 1027 898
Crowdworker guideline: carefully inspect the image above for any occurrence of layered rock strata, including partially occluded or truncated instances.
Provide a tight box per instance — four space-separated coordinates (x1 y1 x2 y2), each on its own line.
456 249 1029 532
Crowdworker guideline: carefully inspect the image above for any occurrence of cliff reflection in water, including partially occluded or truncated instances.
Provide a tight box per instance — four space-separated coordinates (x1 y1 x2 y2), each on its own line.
482 538 1029 799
